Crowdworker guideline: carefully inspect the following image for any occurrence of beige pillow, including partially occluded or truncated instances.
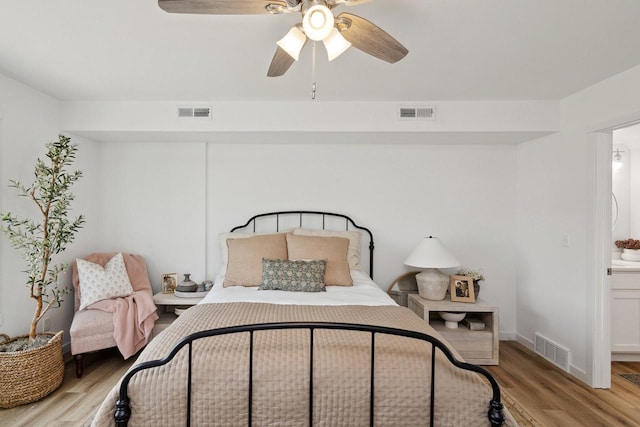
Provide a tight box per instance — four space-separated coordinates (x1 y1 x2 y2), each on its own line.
293 228 362 271
219 231 290 274
286 234 352 286
224 233 288 287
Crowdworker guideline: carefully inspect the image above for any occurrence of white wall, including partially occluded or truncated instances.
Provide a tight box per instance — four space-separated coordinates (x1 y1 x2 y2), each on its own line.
611 144 630 247
0 73 100 350
613 125 640 242
91 141 518 336
96 141 207 288
516 64 640 384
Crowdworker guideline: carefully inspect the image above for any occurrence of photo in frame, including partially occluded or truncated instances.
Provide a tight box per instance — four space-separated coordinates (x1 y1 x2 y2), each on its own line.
161 273 178 294
449 275 476 303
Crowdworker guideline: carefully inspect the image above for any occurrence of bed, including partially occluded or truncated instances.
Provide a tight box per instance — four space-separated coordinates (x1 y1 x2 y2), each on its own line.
91 211 515 426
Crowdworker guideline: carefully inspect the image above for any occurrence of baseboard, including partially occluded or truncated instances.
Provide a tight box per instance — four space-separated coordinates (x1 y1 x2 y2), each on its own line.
515 333 534 350
515 333 589 384
499 331 516 341
612 352 640 362
569 364 588 383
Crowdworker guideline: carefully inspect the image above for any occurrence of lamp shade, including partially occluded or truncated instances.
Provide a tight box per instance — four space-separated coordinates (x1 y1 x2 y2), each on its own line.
277 26 307 61
404 236 460 269
323 27 351 61
302 4 334 41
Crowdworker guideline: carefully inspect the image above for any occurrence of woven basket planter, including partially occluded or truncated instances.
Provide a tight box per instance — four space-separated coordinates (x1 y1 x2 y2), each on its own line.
0 330 64 408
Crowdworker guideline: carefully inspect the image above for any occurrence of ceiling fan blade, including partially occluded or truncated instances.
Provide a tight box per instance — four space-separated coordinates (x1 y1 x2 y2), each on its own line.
332 0 373 6
267 46 296 77
337 12 408 63
158 0 283 14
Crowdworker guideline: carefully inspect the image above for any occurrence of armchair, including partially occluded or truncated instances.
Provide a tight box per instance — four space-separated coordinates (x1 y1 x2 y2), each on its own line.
70 253 157 377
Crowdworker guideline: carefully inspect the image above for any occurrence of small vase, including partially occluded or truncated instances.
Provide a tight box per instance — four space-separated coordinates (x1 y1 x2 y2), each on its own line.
176 273 198 292
473 280 481 298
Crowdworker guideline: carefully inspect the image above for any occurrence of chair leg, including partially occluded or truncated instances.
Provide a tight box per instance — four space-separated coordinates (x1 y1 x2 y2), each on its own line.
75 354 84 378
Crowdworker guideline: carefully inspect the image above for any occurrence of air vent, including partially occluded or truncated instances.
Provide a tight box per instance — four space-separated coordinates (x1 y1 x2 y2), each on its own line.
398 106 435 121
177 106 212 119
534 333 570 372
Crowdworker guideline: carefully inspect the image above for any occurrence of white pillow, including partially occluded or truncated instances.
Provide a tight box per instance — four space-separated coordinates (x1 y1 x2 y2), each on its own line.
77 252 134 310
292 228 362 271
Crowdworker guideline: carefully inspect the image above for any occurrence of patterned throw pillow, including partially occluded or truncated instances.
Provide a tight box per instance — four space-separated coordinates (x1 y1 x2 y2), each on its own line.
77 252 134 310
259 259 327 292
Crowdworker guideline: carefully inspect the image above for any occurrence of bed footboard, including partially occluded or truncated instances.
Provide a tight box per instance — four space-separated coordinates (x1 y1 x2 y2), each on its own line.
114 322 505 427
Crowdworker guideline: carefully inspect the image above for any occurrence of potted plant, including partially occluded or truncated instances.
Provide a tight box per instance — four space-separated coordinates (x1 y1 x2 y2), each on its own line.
456 267 485 297
0 134 85 408
615 239 640 261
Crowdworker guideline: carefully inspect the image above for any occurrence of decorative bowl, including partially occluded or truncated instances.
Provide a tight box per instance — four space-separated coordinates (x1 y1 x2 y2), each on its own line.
439 311 466 329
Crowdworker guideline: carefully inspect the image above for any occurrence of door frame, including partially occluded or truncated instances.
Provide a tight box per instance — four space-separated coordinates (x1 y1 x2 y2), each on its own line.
590 131 612 388
590 114 640 388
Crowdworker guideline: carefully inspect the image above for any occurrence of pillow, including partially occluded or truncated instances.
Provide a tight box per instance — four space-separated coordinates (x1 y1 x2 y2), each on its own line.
293 228 362 271
76 252 134 310
259 259 327 292
224 233 288 287
219 232 288 274
286 233 352 286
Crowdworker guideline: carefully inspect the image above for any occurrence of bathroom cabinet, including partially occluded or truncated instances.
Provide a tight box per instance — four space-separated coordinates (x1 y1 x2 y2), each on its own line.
611 268 640 361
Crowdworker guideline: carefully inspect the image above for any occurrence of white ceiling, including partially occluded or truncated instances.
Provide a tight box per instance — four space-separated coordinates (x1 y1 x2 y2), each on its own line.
1 1 640 102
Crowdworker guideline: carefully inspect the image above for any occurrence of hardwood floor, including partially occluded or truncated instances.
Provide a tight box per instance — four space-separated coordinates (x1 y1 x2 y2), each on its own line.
487 342 640 426
0 349 134 427
1 342 639 426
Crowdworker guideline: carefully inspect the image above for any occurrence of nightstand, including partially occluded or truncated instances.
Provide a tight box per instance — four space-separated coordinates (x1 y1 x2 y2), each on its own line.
408 294 499 365
388 288 418 307
153 292 206 336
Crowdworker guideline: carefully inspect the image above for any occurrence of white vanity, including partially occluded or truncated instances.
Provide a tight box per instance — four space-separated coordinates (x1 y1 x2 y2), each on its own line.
611 260 640 361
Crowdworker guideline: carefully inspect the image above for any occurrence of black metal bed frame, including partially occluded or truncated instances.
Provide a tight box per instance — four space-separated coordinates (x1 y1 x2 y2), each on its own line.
115 322 505 426
230 210 375 279
113 211 505 426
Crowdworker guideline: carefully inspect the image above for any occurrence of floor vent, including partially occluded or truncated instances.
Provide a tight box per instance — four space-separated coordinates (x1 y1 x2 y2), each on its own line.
178 106 212 119
398 106 435 120
534 333 570 372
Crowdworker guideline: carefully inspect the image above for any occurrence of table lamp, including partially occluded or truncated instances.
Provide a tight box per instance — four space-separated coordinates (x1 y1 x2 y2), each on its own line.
404 236 461 300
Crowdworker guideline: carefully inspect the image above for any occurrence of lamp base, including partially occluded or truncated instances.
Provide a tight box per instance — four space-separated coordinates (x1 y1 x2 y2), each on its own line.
416 268 449 300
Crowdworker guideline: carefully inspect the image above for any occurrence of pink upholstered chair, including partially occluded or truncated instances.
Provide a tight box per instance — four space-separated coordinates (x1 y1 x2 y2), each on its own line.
70 253 156 377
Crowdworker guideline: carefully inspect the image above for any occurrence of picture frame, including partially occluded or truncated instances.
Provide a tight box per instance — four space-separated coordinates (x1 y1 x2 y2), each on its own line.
161 273 178 294
449 275 476 303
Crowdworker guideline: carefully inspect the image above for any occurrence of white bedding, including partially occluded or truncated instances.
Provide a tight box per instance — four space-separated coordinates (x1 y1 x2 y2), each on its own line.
200 270 397 306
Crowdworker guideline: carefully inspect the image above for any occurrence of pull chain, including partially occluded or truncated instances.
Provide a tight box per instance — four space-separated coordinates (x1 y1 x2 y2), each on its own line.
311 41 317 100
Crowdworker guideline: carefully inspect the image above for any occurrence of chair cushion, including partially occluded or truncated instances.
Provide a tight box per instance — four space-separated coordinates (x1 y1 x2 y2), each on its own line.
69 309 116 355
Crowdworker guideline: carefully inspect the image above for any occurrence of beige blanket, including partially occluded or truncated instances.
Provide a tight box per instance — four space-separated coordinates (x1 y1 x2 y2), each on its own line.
92 303 516 426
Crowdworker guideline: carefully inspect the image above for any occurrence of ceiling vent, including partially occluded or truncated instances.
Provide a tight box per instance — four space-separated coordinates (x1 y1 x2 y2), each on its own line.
177 106 212 119
398 106 435 121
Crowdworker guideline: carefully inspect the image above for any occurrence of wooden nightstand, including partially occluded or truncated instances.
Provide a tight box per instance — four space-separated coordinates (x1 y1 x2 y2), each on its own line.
153 292 207 336
408 294 499 365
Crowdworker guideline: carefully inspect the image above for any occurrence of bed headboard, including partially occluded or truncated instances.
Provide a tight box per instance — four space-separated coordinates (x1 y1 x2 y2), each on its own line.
230 211 375 279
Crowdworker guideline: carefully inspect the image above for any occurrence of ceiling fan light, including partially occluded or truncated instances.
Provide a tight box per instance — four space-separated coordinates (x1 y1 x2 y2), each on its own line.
302 5 334 41
323 27 351 61
276 26 307 61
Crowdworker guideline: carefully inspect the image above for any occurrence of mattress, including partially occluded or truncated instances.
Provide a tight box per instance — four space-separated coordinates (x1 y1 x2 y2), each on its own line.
200 270 397 306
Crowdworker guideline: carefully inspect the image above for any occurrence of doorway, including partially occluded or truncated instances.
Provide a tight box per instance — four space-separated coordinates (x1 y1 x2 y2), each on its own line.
592 118 640 389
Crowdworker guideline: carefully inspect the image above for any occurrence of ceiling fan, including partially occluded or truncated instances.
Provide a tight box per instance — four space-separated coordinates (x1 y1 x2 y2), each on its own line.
158 0 409 78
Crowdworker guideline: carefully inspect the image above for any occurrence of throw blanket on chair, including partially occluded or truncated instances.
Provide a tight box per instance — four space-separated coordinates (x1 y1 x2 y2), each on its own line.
89 290 158 359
